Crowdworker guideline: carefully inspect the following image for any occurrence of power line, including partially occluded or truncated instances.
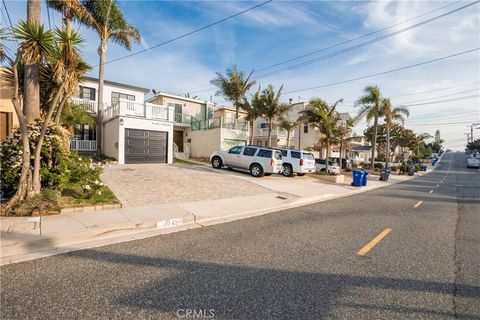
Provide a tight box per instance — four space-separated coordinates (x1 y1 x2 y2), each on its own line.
182 1 479 96
402 94 479 107
406 120 474 127
284 48 480 94
255 1 480 79
397 88 480 105
97 0 273 67
1 0 13 28
254 0 463 73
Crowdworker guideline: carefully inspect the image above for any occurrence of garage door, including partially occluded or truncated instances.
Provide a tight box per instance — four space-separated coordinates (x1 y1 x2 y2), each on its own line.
125 129 168 164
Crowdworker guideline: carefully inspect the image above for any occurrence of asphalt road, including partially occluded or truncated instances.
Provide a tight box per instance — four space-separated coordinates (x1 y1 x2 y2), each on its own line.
1 152 479 320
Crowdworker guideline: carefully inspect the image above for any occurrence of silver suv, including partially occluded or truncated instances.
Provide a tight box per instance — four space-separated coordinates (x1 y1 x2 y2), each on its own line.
210 146 283 177
276 148 316 177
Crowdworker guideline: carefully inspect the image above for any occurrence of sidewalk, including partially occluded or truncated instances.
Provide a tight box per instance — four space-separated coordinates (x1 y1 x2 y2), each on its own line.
0 164 433 266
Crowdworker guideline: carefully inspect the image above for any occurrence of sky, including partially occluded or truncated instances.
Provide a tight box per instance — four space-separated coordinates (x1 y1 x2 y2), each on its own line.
1 0 479 150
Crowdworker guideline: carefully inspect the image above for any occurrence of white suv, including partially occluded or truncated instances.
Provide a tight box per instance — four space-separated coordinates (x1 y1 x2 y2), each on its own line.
210 146 283 177
276 148 316 177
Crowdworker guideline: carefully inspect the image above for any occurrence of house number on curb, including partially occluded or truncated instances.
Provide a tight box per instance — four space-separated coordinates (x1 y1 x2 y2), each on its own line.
157 218 182 229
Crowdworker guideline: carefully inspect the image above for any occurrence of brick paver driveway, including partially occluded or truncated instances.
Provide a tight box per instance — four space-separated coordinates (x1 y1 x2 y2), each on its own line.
102 164 271 207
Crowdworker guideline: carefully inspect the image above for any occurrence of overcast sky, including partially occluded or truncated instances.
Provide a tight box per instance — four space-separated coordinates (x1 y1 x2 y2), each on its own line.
2 0 479 150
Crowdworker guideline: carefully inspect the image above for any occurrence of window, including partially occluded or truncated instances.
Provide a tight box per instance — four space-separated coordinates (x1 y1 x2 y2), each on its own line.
228 146 243 154
280 150 288 157
111 92 135 106
243 147 257 156
168 103 183 122
260 123 268 129
225 112 234 123
79 86 95 101
257 149 272 158
304 153 315 160
303 121 309 133
291 151 301 159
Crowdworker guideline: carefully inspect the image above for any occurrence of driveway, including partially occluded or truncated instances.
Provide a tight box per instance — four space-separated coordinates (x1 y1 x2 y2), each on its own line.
101 164 271 207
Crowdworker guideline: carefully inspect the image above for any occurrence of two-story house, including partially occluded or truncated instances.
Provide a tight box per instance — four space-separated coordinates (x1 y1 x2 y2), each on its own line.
146 95 250 159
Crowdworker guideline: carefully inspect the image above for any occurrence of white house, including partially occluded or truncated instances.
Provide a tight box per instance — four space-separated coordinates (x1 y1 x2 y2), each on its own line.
72 77 174 164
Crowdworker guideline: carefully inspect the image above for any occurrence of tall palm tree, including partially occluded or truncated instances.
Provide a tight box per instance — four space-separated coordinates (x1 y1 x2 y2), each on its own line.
277 116 300 148
259 84 290 148
415 132 433 156
335 117 356 174
242 87 264 145
380 98 409 168
83 0 141 154
300 98 342 168
210 65 256 120
355 85 382 169
23 0 42 123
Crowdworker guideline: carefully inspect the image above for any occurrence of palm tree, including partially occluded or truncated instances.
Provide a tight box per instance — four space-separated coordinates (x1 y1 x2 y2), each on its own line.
258 84 290 148
355 85 382 169
277 116 300 148
416 132 433 156
210 65 256 120
83 0 141 154
47 0 95 32
380 98 409 168
242 87 264 145
335 117 356 174
300 98 343 168
23 0 42 123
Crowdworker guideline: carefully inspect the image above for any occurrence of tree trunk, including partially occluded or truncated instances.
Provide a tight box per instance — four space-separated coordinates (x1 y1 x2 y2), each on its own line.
370 105 379 169
267 119 273 148
250 118 255 145
54 94 69 124
32 84 66 194
286 130 290 148
385 124 390 169
23 0 41 123
96 39 107 154
339 139 343 175
325 143 330 174
63 7 72 33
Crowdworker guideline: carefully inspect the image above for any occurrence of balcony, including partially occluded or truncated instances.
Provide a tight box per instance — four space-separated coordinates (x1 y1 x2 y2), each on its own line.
191 117 249 131
254 128 294 138
103 98 172 122
70 139 97 152
71 97 97 114
174 113 194 126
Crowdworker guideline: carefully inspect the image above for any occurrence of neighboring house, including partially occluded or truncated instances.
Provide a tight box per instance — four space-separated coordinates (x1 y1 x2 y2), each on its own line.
350 145 372 164
146 95 249 159
0 69 18 141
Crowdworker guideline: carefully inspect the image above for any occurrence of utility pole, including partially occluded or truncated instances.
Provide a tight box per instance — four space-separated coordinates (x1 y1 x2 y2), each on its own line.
467 122 480 142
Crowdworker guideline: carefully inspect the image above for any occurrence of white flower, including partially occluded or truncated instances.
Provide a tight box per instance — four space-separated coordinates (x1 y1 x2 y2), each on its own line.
94 180 99 185
83 185 91 190
97 191 102 195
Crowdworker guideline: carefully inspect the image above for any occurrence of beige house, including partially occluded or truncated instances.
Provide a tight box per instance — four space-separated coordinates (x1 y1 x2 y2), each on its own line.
0 69 18 141
147 95 249 159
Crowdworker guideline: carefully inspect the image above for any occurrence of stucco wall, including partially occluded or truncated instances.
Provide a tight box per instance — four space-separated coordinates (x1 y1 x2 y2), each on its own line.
79 79 146 107
189 128 222 158
103 117 120 160
0 69 19 138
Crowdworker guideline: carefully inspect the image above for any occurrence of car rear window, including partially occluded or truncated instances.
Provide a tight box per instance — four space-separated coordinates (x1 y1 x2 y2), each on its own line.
303 153 314 160
257 149 272 158
291 151 301 159
243 147 257 156
315 159 324 164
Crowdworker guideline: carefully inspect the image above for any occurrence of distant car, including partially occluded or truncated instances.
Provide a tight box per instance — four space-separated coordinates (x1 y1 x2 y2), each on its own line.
210 145 283 177
467 157 480 168
329 157 353 169
275 148 315 177
315 159 341 174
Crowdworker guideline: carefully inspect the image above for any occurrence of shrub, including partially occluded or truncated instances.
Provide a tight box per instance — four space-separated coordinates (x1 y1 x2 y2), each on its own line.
374 163 384 169
0 121 71 197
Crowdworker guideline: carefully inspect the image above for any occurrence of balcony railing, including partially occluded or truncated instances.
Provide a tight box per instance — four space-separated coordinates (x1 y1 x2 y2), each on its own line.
70 139 97 151
103 98 172 121
70 97 97 114
254 128 294 138
174 113 194 125
191 117 249 131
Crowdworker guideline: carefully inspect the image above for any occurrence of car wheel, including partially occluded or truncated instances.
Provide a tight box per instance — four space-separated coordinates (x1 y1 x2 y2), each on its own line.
211 156 222 169
282 164 293 177
250 164 264 177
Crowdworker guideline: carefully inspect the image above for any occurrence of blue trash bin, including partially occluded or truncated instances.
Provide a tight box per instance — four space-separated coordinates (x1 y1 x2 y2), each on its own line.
361 170 369 186
432 159 436 166
351 170 363 187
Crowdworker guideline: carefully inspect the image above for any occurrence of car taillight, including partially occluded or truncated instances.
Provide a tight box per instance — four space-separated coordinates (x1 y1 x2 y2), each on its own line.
270 159 274 166
299 159 304 166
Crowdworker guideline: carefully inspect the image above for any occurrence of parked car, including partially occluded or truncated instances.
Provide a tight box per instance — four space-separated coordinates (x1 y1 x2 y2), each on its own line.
315 159 341 174
467 157 480 168
329 157 353 169
210 145 283 177
275 148 316 177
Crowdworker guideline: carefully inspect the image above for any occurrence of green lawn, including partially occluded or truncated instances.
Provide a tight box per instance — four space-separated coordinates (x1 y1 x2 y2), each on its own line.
59 182 120 208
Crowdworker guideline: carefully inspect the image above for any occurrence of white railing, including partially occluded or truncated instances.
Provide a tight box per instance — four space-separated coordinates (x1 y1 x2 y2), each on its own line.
70 97 97 113
70 140 97 151
254 128 293 138
103 98 171 121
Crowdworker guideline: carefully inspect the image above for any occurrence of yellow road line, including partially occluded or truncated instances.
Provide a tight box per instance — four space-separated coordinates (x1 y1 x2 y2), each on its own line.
357 228 392 256
414 200 423 208
429 190 434 194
